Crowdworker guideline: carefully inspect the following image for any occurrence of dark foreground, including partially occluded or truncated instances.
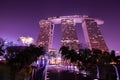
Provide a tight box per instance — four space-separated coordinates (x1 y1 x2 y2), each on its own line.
45 64 120 80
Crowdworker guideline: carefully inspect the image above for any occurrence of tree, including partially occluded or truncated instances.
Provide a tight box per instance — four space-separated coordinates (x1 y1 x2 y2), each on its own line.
91 49 102 64
0 45 4 56
98 51 111 65
0 38 4 56
59 46 69 57
0 45 46 80
110 50 116 62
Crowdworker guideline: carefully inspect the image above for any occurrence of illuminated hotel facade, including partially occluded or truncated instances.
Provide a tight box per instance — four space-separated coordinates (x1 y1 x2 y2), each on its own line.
36 15 108 51
36 20 54 50
82 19 108 51
61 19 80 50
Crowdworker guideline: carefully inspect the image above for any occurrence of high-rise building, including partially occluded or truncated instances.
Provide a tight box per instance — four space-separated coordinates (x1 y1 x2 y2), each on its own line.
36 15 108 52
61 19 80 50
36 20 54 50
82 18 108 51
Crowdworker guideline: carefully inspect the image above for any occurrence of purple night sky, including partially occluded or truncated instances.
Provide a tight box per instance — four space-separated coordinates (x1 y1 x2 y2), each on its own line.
0 0 120 51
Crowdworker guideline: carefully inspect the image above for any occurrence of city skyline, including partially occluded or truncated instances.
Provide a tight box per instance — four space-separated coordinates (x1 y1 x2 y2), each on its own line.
0 0 120 51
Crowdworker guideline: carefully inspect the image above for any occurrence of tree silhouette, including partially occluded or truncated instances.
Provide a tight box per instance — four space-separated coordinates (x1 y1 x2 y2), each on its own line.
5 45 45 70
0 45 4 56
110 50 116 62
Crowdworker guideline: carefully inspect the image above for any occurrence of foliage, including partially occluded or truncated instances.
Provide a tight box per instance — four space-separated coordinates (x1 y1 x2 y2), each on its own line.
59 46 119 70
5 45 45 70
0 45 4 56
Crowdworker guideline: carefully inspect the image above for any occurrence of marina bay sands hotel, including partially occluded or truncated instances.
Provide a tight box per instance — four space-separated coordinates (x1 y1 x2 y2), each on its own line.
36 15 108 51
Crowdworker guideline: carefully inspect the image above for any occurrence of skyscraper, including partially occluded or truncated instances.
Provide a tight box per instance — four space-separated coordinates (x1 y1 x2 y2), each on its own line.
36 15 108 52
61 19 80 50
36 20 54 50
82 18 108 51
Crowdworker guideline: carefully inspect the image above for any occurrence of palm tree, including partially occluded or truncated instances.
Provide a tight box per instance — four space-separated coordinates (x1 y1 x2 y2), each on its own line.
91 49 102 65
70 49 78 71
110 50 120 64
59 46 69 57
98 51 111 65
59 46 69 66
110 50 116 62
78 48 92 70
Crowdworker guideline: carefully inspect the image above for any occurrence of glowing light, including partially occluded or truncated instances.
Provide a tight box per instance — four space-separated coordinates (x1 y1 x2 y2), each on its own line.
49 56 61 65
0 56 5 61
48 15 103 24
110 61 116 64
18 36 34 46
37 60 39 65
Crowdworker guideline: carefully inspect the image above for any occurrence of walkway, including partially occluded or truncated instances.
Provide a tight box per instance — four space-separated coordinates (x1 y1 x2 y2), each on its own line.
45 65 91 80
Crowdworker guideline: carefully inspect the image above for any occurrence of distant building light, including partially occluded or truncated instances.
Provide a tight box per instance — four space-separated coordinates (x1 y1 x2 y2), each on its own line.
18 36 34 46
115 51 120 56
4 41 8 45
116 51 120 53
